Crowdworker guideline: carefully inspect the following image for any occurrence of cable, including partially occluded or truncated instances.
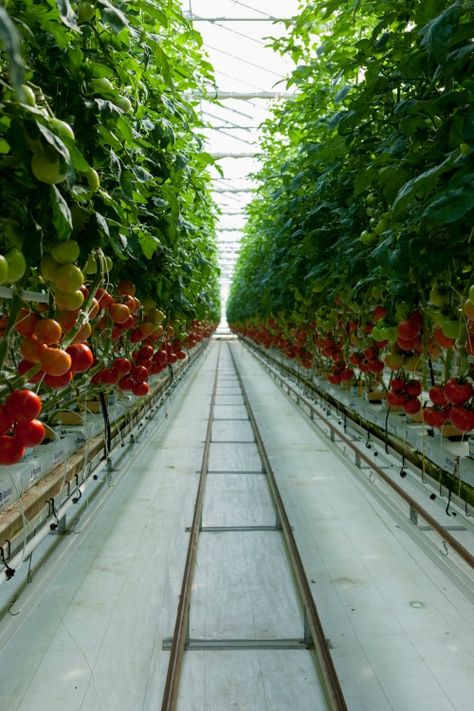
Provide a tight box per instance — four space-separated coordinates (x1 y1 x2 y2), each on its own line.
214 70 269 92
230 0 274 19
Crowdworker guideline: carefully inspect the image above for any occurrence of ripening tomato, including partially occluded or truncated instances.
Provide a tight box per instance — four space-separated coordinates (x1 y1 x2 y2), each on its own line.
39 347 72 376
109 303 130 324
57 309 80 332
15 308 39 336
397 320 420 341
96 288 113 309
14 419 45 447
433 327 455 349
21 336 47 363
5 389 42 423
66 344 94 373
71 322 92 343
88 297 100 320
0 435 25 464
17 359 43 383
34 317 62 345
117 280 136 296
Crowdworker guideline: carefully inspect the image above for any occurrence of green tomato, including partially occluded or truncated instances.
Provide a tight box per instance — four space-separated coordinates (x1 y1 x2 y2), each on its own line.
54 289 84 311
78 1 96 23
40 255 59 282
469 284 474 302
90 77 114 95
19 85 36 107
460 143 471 156
359 230 378 246
104 255 113 272
54 264 84 292
115 96 132 113
5 248 26 282
31 152 67 184
441 319 461 339
83 255 97 274
49 118 75 141
87 168 100 191
51 239 80 264
0 255 9 284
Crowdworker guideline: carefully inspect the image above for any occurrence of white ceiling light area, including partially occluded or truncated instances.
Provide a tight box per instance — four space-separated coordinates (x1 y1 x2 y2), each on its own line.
182 0 299 329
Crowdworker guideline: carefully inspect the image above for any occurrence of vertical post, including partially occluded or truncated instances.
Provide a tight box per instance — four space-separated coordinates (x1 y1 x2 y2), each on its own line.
409 504 418 526
330 428 336 443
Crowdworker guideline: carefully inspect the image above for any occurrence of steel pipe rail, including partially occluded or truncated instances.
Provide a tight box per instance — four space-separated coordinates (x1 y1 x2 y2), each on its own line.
244 341 474 571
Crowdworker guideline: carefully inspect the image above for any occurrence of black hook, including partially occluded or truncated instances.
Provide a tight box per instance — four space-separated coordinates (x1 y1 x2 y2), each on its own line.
49 497 59 530
400 456 407 478
1 542 15 579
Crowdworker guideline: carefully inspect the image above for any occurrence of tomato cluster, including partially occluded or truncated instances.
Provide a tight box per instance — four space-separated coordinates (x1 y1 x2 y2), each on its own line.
0 390 44 464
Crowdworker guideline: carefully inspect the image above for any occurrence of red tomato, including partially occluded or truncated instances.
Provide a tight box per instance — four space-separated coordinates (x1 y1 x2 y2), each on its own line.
118 375 134 391
391 378 406 393
448 406 473 432
34 318 62 345
444 378 473 405
397 320 420 340
403 398 421 415
113 357 131 374
387 391 405 407
39 348 72 376
0 404 13 434
131 365 148 383
139 345 154 360
15 419 45 447
423 407 447 428
0 435 25 464
44 371 73 389
406 380 422 397
66 344 94 373
132 381 150 397
429 385 447 406
6 389 42 423
17 359 43 383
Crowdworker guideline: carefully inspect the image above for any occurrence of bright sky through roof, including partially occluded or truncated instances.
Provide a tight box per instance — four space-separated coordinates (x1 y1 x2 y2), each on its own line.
182 0 299 329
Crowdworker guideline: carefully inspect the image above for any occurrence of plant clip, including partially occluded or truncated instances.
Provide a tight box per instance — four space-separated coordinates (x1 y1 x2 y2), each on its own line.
48 497 59 530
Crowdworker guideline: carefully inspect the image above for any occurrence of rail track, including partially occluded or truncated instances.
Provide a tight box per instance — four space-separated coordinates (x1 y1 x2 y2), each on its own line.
161 342 347 711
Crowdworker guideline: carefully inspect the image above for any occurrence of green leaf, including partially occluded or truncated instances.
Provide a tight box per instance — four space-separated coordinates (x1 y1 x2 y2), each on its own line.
36 122 70 162
55 0 78 30
0 6 25 95
50 186 73 241
97 1 129 33
423 186 474 224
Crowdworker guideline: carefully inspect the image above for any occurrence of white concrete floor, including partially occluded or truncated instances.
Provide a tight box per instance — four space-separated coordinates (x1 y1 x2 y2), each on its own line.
0 341 473 711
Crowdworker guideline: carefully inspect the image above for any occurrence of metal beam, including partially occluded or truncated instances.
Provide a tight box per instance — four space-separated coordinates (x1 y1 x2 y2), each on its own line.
189 17 293 22
213 188 255 193
200 91 295 101
212 152 260 158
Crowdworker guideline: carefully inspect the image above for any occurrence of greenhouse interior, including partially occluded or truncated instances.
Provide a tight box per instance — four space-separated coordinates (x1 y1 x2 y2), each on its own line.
0 1 473 709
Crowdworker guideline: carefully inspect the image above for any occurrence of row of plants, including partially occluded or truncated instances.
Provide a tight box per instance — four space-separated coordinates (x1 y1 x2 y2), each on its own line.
228 0 474 434
0 1 220 464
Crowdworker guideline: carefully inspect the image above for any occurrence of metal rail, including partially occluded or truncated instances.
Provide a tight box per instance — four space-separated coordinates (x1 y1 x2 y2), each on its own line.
228 344 348 711
244 341 474 570
161 346 220 711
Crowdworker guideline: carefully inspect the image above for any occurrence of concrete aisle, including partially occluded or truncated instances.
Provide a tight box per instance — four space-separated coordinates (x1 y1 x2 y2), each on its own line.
232 342 474 711
0 346 218 711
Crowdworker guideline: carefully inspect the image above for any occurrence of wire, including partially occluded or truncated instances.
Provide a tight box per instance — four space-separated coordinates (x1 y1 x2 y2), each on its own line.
209 20 265 46
206 43 282 77
214 70 269 92
230 0 274 19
